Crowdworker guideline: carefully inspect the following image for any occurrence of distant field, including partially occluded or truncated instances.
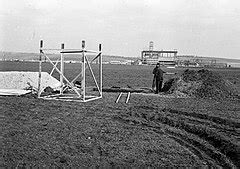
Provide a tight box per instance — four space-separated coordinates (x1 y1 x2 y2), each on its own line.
1 61 240 90
0 52 135 62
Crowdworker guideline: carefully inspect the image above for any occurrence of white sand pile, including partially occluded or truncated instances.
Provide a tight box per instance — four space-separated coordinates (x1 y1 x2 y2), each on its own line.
0 72 61 92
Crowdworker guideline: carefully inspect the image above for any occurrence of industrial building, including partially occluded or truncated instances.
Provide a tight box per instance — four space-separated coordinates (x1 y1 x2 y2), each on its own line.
175 55 228 68
141 41 177 65
140 42 228 67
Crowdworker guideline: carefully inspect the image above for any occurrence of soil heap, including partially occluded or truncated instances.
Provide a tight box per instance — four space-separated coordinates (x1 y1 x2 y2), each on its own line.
162 69 239 99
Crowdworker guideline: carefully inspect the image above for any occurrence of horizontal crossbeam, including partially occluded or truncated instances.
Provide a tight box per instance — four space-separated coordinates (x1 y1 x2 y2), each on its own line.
60 50 97 54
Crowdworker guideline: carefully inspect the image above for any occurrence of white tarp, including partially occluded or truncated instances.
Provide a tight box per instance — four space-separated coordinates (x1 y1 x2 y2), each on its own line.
0 89 31 96
0 71 61 95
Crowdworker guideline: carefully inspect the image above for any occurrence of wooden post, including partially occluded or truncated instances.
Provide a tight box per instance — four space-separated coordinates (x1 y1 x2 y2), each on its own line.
38 40 43 98
81 40 85 101
99 44 102 97
60 43 64 94
126 92 130 103
115 92 122 103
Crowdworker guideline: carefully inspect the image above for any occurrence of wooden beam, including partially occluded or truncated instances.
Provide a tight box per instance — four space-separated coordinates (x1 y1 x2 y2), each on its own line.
126 92 130 103
115 92 123 103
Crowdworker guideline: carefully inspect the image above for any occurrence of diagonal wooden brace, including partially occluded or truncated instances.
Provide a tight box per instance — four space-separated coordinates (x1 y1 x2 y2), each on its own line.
85 56 101 94
42 52 82 97
70 52 101 84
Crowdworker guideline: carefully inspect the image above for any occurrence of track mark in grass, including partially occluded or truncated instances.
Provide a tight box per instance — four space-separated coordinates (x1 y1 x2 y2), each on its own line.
112 111 238 168
167 134 217 168
163 108 240 128
150 124 236 168
112 115 215 166
166 128 236 168
161 109 240 139
153 113 240 168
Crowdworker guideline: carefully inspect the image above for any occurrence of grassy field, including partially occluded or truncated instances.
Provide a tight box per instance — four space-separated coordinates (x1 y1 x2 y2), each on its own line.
1 61 240 168
1 61 240 90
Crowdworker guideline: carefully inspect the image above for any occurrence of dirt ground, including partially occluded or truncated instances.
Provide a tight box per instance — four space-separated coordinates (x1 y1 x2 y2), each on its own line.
1 93 240 168
1 61 240 168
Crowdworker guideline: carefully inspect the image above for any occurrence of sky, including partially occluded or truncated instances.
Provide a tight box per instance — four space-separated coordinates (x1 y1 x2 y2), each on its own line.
0 0 240 59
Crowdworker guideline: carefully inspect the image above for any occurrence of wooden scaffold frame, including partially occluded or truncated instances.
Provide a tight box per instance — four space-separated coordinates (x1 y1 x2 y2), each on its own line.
38 40 102 102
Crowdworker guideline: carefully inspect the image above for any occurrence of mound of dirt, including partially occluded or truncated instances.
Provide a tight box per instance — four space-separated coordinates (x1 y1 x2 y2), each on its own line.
162 69 239 99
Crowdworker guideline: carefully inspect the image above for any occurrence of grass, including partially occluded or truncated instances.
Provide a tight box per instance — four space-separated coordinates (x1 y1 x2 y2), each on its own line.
1 61 240 168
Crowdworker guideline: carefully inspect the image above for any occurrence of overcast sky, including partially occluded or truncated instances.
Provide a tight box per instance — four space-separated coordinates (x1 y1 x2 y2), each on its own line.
0 0 240 59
